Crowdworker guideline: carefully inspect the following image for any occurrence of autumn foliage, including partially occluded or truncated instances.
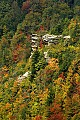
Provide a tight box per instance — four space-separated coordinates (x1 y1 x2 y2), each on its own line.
22 0 30 11
48 102 65 120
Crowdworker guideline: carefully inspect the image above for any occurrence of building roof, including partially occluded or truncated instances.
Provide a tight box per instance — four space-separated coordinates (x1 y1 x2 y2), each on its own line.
63 35 71 39
32 34 37 36
31 40 37 43
31 45 38 48
31 36 38 40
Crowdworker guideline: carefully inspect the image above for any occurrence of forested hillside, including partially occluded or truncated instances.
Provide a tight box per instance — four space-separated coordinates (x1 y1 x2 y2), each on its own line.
0 0 80 120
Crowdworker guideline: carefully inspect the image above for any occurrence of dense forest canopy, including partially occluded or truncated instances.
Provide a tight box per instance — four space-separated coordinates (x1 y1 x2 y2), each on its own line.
0 0 80 120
